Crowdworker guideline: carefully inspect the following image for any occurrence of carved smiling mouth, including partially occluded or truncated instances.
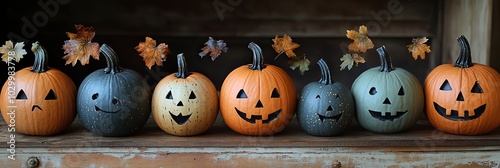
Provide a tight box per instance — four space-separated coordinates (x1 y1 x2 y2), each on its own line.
31 105 42 111
94 105 121 113
235 107 281 124
368 110 408 121
433 102 486 121
169 111 192 125
317 106 342 122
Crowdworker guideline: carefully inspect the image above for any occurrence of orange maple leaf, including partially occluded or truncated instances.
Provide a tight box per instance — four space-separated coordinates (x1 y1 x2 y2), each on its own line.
346 25 374 53
353 53 366 65
62 24 100 66
135 37 170 69
407 37 431 60
272 34 300 58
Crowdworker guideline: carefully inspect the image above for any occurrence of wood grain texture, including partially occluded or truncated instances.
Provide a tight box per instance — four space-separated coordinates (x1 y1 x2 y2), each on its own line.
2 147 500 167
442 0 493 65
1 115 499 149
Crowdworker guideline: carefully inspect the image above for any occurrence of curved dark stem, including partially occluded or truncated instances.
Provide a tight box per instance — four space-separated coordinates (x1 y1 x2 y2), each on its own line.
175 53 189 78
454 35 473 68
100 44 123 74
30 41 49 73
317 59 333 85
376 45 395 72
248 42 266 70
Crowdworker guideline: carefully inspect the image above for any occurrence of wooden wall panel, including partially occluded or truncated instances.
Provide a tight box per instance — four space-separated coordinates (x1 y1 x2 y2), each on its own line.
0 0 439 89
442 0 493 65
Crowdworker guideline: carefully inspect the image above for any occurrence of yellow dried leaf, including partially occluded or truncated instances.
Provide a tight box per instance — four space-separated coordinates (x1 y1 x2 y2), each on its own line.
407 37 431 60
288 54 310 75
1 40 27 63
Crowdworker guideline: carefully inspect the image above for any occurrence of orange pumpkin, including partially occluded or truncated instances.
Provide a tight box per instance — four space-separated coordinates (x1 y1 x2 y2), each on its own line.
0 42 76 135
220 42 297 136
424 35 500 135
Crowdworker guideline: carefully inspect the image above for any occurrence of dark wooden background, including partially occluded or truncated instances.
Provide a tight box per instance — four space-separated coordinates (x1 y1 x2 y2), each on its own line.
1 0 440 91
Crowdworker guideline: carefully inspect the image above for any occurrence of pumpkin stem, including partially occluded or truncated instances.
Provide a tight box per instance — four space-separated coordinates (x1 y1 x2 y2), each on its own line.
175 53 190 79
248 42 266 70
30 41 49 73
317 59 333 85
454 35 473 68
100 44 123 74
376 45 395 72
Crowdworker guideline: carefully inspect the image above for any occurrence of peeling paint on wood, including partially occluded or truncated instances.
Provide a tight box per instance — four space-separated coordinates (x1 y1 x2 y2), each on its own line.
1 147 499 167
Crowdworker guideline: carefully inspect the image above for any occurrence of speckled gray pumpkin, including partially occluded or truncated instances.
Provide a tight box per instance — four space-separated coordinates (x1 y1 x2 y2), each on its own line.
351 46 424 133
77 44 151 137
297 59 354 136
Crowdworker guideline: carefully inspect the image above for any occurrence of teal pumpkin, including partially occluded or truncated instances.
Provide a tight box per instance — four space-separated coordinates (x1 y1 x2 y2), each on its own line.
297 59 354 136
351 46 424 133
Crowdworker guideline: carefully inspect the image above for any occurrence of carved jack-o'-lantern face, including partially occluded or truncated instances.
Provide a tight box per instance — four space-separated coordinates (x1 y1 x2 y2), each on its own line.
152 54 219 136
220 43 297 136
366 86 408 121
424 36 500 135
433 80 486 121
234 88 282 124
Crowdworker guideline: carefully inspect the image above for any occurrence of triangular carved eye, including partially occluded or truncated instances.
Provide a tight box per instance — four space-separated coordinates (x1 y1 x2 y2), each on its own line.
189 91 196 99
237 89 247 98
471 81 483 93
271 88 280 98
166 91 173 99
16 90 27 100
440 80 452 90
45 89 57 100
316 95 321 99
398 86 405 96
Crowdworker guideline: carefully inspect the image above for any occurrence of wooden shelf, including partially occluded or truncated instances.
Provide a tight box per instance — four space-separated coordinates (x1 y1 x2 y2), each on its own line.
2 115 500 167
2 115 500 148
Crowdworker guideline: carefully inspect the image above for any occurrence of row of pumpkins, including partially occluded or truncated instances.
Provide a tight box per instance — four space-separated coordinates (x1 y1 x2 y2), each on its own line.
1 36 500 137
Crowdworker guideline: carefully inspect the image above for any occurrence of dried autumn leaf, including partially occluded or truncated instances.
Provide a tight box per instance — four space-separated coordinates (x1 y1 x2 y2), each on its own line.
272 34 300 59
1 40 27 63
288 54 310 75
62 24 100 66
352 53 366 66
340 54 354 71
135 37 170 69
346 25 374 53
199 37 228 61
407 37 431 60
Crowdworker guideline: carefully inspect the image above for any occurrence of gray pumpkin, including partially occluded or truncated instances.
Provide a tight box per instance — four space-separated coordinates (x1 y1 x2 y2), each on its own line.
297 59 354 136
351 46 424 133
77 44 151 136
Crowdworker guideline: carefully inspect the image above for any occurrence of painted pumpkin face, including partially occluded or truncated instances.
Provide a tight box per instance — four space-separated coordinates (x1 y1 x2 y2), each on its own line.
77 44 151 137
152 54 218 136
0 42 76 135
352 46 424 133
220 42 297 136
297 59 354 136
424 36 500 135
